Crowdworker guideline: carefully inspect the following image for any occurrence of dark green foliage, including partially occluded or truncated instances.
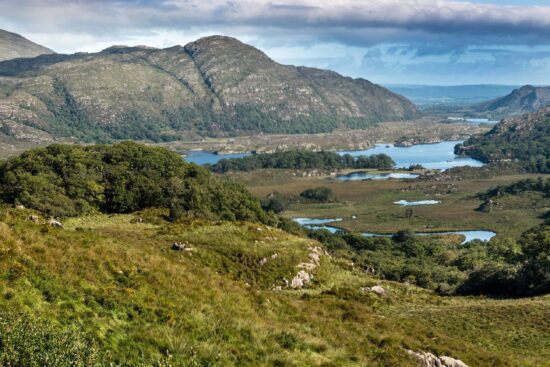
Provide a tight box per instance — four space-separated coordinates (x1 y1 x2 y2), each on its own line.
260 192 288 214
353 154 396 169
308 222 550 297
456 110 550 173
210 150 395 173
407 164 425 171
299 187 335 203
478 177 550 200
0 142 270 223
44 79 111 143
476 177 549 212
0 312 99 366
514 223 550 295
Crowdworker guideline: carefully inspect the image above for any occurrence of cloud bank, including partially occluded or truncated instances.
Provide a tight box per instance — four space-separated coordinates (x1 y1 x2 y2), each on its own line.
1 0 549 84
2 0 550 47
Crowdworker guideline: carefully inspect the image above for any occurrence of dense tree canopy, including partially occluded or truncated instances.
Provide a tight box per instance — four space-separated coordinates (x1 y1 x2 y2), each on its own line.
209 150 395 173
0 142 270 223
455 109 550 173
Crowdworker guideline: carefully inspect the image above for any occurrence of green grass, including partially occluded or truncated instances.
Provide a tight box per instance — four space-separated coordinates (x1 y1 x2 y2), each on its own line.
233 170 549 240
0 207 549 366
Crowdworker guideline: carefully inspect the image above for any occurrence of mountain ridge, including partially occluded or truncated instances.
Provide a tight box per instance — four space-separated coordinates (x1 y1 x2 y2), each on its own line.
0 29 54 61
474 85 550 118
0 34 420 143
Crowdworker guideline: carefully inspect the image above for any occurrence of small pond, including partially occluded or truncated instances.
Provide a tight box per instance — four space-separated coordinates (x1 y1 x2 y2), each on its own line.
394 200 441 206
336 172 419 181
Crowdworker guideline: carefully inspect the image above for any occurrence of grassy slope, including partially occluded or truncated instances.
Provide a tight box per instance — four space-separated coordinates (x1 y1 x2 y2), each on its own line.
0 208 548 366
234 170 549 239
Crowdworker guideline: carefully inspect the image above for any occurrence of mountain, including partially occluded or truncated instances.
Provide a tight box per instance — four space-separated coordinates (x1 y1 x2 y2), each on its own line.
474 85 550 118
0 36 419 143
455 107 550 173
0 29 54 61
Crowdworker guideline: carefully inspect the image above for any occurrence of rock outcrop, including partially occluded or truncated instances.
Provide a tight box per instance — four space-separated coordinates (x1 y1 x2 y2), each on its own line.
407 350 468 367
287 246 329 289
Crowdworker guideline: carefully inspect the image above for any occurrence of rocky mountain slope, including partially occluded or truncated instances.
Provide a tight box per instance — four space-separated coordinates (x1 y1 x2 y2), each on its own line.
0 35 419 143
0 29 54 61
475 85 550 119
456 107 550 172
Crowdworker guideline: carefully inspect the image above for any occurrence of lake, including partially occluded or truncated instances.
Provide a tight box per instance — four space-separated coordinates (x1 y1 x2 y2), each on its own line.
447 117 500 124
337 141 484 171
293 217 496 244
183 141 484 172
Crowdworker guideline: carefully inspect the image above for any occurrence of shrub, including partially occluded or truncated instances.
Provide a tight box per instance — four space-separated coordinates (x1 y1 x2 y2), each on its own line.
299 187 335 203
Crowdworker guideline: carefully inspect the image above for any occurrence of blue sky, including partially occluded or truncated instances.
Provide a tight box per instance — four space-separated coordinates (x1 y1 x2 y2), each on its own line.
1 0 549 85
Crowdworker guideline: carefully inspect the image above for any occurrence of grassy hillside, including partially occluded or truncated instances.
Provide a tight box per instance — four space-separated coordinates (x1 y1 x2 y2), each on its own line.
0 208 549 366
0 143 548 365
0 36 419 144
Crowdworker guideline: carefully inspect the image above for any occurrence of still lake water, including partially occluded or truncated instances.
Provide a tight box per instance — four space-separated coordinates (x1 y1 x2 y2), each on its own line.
447 117 500 124
183 141 484 173
337 141 483 170
293 218 496 244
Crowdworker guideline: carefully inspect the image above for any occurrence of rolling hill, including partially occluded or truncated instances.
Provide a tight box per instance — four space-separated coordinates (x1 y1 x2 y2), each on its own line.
0 35 419 144
0 29 54 62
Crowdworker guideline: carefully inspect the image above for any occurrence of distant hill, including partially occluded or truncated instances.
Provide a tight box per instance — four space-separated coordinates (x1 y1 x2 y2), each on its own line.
385 84 518 108
0 29 54 61
474 85 550 119
455 107 550 173
0 35 419 143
